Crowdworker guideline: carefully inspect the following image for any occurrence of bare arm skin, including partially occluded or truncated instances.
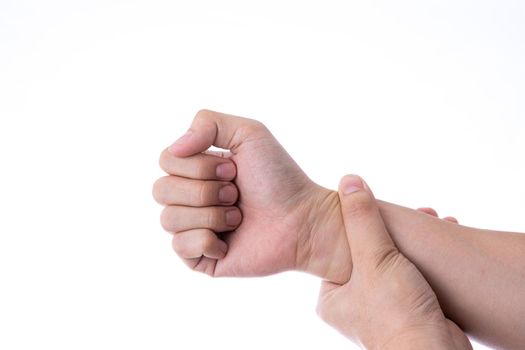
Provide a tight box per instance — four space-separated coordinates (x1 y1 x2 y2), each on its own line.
154 110 525 349
302 188 525 349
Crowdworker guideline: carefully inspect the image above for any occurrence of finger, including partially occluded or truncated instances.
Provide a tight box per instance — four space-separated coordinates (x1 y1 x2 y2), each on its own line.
160 205 242 233
417 207 438 217
159 148 237 181
338 175 397 270
172 228 228 260
153 176 238 206
443 216 459 224
168 109 268 157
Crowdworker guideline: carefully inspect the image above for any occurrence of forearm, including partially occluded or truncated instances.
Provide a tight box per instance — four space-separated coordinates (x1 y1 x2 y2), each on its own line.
378 200 525 349
301 188 525 349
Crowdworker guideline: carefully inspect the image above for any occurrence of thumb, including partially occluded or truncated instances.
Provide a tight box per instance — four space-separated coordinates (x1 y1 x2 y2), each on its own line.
338 175 397 270
168 109 267 157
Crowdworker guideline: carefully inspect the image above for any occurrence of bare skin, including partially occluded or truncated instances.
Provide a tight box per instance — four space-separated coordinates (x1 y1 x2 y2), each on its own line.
153 110 525 349
317 174 471 350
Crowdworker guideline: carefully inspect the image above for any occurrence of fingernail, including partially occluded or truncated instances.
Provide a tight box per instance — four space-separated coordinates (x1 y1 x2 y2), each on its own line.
216 162 236 180
225 209 242 227
219 185 237 204
168 130 193 152
340 175 364 195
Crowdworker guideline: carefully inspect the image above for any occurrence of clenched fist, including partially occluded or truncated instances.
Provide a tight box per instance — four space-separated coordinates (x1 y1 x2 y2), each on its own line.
153 110 351 280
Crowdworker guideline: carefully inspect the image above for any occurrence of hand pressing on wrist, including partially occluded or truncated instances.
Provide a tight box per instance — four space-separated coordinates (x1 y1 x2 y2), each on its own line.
316 175 472 350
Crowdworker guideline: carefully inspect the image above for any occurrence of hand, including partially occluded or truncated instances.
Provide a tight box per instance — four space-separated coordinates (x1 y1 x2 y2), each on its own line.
153 110 349 279
316 175 472 350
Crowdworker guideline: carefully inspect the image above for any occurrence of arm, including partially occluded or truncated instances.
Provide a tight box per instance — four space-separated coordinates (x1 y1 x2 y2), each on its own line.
301 189 525 349
155 110 524 349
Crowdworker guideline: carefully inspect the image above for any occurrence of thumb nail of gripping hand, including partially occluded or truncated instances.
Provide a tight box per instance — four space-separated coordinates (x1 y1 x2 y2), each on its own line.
338 175 396 267
168 110 248 157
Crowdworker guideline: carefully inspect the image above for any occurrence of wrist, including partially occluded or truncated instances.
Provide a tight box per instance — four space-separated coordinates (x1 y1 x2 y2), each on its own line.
295 185 352 284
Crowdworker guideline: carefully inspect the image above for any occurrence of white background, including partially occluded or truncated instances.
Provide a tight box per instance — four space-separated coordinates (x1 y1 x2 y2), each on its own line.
1 1 524 349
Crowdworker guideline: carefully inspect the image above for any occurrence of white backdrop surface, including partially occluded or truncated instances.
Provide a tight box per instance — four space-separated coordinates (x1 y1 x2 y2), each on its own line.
1 1 524 349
